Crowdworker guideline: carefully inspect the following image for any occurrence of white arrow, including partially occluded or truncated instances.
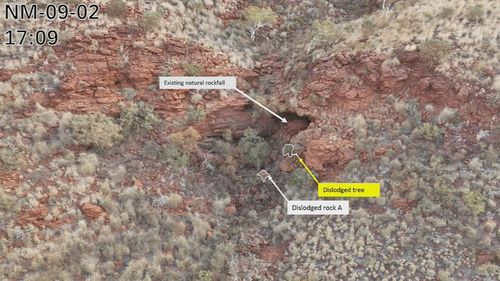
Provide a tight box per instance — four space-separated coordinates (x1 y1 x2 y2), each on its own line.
268 177 289 202
234 88 287 123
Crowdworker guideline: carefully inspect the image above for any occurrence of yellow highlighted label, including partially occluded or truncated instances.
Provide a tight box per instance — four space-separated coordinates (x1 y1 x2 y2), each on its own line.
318 183 380 198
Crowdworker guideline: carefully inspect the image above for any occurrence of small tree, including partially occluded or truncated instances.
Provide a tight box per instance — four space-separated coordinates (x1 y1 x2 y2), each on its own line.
242 6 277 41
307 19 342 53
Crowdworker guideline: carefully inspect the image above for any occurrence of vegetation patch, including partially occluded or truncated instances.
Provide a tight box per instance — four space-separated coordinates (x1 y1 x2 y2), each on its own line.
120 102 160 134
418 39 453 67
238 128 270 169
106 0 128 18
60 112 123 150
141 11 162 31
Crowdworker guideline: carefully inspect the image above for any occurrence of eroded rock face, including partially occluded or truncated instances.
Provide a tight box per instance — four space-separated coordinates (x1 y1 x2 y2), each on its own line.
8 26 497 179
259 49 498 177
298 51 472 115
49 26 264 137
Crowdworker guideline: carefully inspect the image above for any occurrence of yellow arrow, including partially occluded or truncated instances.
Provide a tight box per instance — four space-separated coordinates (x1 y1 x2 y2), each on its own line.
297 157 320 184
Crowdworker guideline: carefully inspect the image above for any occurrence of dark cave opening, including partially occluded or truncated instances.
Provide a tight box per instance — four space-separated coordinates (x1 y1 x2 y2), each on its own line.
270 111 312 140
235 107 313 140
281 112 312 125
254 111 313 140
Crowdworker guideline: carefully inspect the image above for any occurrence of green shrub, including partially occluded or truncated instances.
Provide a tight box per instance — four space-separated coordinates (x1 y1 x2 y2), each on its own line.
238 128 270 169
191 214 211 240
182 63 203 76
361 19 376 34
437 270 451 281
418 39 452 67
213 196 231 215
106 0 128 18
66 112 123 149
197 270 214 281
166 193 183 208
307 19 344 52
350 114 368 139
141 11 162 31
0 189 15 211
290 169 314 188
463 191 486 215
187 107 206 123
61 0 81 5
0 148 22 170
438 7 454 19
243 6 277 26
476 263 500 276
170 127 201 153
212 139 230 155
222 128 233 141
436 107 458 125
120 102 159 134
159 127 202 170
419 123 443 140
190 93 203 104
466 5 485 22
77 153 99 176
159 143 189 170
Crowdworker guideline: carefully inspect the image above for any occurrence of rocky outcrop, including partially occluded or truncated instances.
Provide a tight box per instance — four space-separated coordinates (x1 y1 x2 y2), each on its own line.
5 25 497 179
49 26 264 137
303 139 355 173
258 49 498 177
258 49 496 122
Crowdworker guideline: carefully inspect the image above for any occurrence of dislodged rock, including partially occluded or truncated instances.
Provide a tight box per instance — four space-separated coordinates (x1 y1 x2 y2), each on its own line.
259 243 288 263
80 203 106 220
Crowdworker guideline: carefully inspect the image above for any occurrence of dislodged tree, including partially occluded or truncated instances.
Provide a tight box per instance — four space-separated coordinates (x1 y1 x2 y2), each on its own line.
307 19 342 53
242 6 277 41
